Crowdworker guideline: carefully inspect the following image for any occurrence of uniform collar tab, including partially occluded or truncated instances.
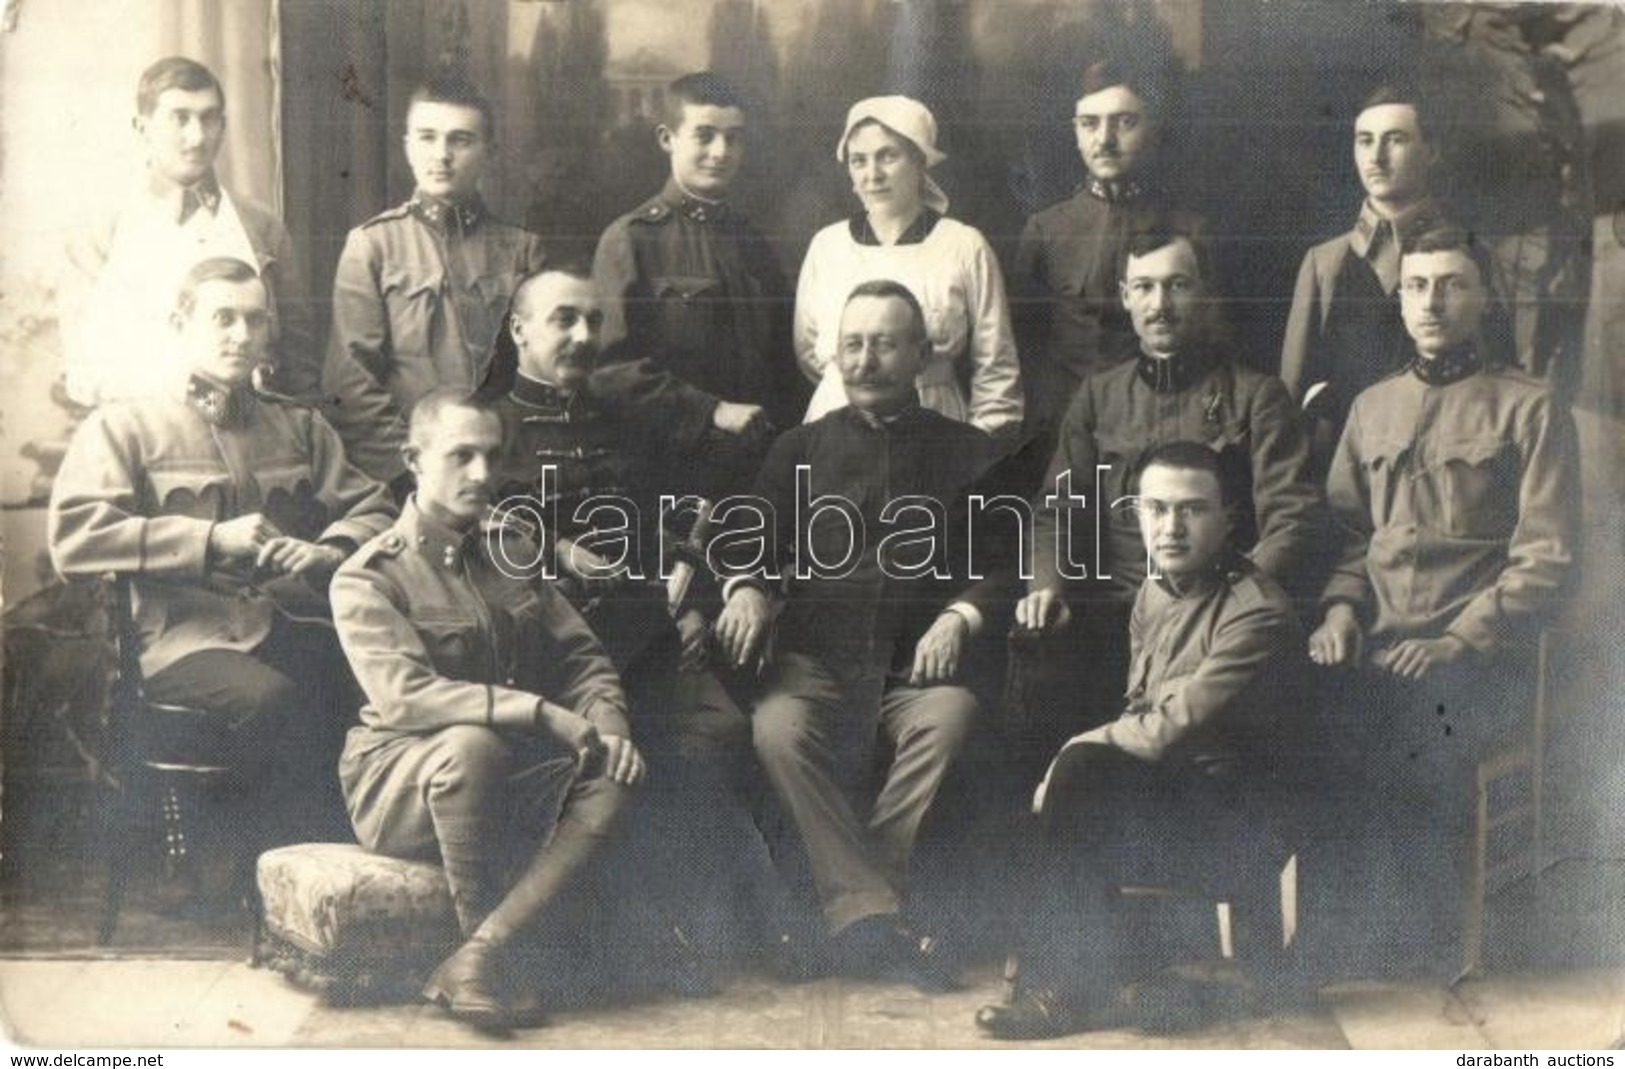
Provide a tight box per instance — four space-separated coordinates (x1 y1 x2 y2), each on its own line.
1410 346 1481 386
409 191 485 231
183 371 252 427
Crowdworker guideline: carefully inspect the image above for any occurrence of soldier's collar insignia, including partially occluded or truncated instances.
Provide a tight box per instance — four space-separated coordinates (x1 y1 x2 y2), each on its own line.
662 179 730 224
1411 347 1481 387
410 192 485 231
1135 347 1213 394
184 372 252 427
402 497 482 569
510 374 582 412
1084 175 1145 204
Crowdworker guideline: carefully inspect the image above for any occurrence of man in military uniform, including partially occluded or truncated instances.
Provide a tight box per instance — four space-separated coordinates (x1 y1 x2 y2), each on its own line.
978 442 1302 1039
333 388 642 1031
49 256 394 847
1016 225 1319 778
1281 86 1451 470
490 266 786 974
1009 57 1203 445
61 56 315 405
323 77 547 488
1307 226 1578 970
713 280 1010 988
593 71 804 452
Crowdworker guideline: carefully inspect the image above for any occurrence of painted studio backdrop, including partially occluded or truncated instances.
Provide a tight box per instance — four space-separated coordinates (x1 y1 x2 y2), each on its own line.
0 0 1623 951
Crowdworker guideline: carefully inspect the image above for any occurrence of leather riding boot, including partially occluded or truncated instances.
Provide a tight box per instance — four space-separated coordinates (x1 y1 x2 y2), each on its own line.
422 934 510 1032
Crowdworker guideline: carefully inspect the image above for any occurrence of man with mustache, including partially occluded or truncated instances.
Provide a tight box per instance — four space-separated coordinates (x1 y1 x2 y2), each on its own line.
323 77 547 491
712 279 1009 988
50 257 395 858
978 441 1301 1038
60 57 315 405
1280 86 1450 471
1016 226 1318 776
488 267 788 982
331 387 640 1031
1307 226 1577 970
1009 57 1204 445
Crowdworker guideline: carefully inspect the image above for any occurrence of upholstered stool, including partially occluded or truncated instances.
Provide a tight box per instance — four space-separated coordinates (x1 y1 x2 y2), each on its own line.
254 843 460 1003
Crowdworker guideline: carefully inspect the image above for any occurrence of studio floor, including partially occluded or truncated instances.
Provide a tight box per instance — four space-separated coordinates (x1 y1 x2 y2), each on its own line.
1 955 1623 1050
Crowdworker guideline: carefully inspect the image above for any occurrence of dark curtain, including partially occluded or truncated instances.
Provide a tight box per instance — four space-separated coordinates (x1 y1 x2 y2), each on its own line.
277 0 510 353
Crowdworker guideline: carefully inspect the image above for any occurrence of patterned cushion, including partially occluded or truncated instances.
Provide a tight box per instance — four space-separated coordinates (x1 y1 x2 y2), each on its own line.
257 842 459 964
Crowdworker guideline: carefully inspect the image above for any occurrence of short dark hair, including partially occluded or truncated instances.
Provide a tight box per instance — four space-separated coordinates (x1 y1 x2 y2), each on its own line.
407 76 496 140
511 262 594 315
1136 440 1235 508
844 279 928 345
137 56 224 117
1405 224 1498 295
407 386 496 453
1358 83 1433 143
1119 222 1212 285
175 257 260 318
663 71 749 128
1078 56 1168 119
480 262 589 398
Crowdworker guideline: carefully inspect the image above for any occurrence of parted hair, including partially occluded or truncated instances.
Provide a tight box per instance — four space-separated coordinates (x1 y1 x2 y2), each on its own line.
137 56 224 116
1358 83 1435 143
174 257 260 319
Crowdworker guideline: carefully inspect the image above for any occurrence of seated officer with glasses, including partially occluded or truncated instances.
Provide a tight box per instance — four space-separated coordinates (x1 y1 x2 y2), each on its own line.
979 441 1301 1039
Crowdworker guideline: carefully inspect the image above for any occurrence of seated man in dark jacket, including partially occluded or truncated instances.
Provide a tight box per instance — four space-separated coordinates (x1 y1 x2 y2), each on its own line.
978 441 1302 1039
713 279 1012 987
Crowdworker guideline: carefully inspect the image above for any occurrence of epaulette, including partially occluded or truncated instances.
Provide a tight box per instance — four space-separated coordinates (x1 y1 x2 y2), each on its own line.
629 197 672 225
249 367 319 409
359 202 414 229
352 529 408 569
1483 364 1546 389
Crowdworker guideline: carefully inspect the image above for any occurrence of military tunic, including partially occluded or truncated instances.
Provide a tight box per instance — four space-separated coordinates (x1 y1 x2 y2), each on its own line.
1279 198 1448 433
1011 557 1301 1005
49 378 396 677
323 194 548 482
593 179 804 431
1009 178 1203 432
1321 354 1578 654
1035 347 1321 602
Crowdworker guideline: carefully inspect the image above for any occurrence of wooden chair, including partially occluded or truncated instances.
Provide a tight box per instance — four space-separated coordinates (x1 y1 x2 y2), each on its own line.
998 627 1301 995
97 575 253 944
1459 628 1561 981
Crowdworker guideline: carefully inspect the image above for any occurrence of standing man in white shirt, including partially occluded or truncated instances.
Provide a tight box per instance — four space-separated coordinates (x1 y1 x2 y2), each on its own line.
60 56 313 406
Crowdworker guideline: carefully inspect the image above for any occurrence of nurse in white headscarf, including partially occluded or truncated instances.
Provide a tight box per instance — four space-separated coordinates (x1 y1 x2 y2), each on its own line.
794 96 1023 441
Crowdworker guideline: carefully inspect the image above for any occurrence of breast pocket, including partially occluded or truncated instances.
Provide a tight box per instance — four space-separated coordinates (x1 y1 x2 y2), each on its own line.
381 265 445 373
1437 435 1518 538
415 609 480 676
1361 435 1412 525
651 274 722 355
258 457 328 541
146 466 231 519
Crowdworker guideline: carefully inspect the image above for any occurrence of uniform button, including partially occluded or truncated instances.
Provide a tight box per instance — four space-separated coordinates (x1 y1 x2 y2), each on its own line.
505 677 515 686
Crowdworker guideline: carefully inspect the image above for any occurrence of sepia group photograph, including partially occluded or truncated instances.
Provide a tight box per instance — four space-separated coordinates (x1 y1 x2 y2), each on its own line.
0 0 1622 1054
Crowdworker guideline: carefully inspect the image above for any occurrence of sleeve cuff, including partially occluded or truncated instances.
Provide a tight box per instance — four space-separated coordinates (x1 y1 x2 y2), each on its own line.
942 601 984 637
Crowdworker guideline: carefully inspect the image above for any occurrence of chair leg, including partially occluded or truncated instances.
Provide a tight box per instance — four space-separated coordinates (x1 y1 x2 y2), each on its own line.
97 772 143 946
